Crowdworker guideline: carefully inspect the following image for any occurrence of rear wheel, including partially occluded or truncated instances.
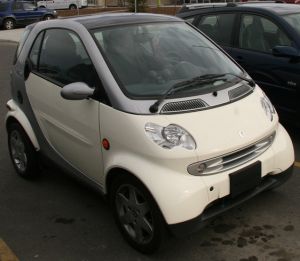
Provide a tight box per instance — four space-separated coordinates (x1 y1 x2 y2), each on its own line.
3 18 15 30
7 122 39 179
110 175 166 253
69 4 77 9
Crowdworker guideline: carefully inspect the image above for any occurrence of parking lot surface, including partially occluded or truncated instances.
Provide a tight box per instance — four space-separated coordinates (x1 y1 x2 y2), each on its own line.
0 28 24 42
0 38 299 261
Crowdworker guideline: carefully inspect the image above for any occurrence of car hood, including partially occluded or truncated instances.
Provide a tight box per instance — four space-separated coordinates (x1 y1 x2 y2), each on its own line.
158 86 277 161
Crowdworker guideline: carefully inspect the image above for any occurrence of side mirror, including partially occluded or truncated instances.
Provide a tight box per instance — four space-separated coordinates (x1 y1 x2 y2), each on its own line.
272 46 300 58
61 82 94 100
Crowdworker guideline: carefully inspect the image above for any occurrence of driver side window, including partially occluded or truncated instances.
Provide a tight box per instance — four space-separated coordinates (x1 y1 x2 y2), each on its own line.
37 29 98 87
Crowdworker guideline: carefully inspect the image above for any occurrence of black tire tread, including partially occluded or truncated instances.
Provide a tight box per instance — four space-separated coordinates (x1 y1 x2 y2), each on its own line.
7 122 39 179
110 174 167 254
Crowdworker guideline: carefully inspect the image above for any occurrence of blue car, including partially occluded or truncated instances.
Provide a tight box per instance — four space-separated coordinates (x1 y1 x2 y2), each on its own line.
177 2 300 126
0 0 57 30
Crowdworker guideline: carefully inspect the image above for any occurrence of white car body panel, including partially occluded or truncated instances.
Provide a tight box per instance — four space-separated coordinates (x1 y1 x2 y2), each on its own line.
25 73 104 183
98 87 294 224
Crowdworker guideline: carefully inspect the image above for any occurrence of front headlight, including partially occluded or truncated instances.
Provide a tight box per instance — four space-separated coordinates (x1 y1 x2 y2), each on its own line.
261 93 276 121
145 123 196 150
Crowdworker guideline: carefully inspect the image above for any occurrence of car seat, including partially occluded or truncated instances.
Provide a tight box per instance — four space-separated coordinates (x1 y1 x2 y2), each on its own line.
240 17 269 52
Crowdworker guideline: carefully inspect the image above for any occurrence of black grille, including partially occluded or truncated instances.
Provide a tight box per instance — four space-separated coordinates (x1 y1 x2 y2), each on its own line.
229 85 253 101
161 99 207 113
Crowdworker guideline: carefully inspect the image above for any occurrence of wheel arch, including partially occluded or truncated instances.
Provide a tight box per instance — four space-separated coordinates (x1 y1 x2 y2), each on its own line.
105 167 142 197
69 4 77 9
3 16 16 21
105 166 169 226
6 100 40 151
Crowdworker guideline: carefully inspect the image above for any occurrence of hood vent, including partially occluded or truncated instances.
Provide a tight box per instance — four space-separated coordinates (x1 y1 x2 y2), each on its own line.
229 85 253 101
160 98 207 114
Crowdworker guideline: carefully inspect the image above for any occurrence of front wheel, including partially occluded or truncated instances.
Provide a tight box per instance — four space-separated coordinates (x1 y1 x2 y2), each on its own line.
3 18 15 30
69 4 77 9
7 122 39 179
110 175 166 253
43 15 53 20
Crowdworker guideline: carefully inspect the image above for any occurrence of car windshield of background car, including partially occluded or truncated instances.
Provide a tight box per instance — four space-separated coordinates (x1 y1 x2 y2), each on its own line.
92 22 243 99
283 13 300 35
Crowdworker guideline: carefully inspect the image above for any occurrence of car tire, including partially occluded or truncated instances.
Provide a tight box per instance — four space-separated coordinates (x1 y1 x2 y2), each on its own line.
7 122 39 179
3 18 15 30
110 174 166 254
69 4 77 9
43 15 53 20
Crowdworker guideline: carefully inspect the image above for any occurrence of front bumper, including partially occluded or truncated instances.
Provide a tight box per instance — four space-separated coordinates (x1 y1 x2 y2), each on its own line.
169 164 294 237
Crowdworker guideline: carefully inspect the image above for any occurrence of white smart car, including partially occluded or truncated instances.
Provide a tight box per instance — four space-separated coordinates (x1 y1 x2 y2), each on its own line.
6 13 294 253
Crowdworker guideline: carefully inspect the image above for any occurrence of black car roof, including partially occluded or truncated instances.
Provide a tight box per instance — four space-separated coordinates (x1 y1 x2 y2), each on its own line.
179 2 300 16
67 13 183 29
241 3 300 15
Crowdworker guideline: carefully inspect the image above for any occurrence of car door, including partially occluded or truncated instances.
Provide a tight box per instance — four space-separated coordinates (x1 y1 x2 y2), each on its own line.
11 1 27 25
194 12 237 48
22 2 43 24
25 29 105 183
229 13 298 120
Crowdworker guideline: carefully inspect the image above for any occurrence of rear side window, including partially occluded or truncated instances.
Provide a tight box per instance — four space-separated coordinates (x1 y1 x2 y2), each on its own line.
0 3 8 11
12 1 23 10
239 14 291 53
197 13 236 46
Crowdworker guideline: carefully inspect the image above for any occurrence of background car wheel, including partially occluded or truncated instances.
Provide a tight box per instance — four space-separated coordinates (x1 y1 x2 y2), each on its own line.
110 175 166 254
7 122 39 179
69 4 77 9
3 18 15 30
43 15 53 20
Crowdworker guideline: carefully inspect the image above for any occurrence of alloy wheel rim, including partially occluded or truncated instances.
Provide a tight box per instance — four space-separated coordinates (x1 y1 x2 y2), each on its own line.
116 184 154 244
10 130 27 172
6 21 13 30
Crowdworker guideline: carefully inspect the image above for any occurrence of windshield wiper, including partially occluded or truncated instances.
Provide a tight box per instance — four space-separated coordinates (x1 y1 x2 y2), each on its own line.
149 73 255 113
225 72 255 88
149 74 226 113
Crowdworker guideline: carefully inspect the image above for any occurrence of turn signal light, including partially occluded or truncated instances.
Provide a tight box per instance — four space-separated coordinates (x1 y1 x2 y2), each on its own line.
102 139 110 150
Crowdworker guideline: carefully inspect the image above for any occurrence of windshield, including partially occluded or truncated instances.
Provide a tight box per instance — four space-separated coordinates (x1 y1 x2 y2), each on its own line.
92 22 243 99
283 13 300 35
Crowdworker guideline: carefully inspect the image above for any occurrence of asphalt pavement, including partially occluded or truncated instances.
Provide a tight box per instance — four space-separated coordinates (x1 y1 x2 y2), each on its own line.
0 36 300 261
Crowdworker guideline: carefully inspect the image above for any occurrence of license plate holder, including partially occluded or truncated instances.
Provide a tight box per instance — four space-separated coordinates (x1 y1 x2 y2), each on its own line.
229 162 262 198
